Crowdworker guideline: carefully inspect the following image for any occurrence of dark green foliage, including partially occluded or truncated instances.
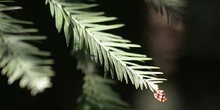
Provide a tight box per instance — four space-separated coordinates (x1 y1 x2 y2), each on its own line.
0 2 54 95
0 0 187 109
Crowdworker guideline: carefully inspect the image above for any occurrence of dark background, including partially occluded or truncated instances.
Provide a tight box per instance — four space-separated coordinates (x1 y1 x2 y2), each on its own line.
1 0 220 110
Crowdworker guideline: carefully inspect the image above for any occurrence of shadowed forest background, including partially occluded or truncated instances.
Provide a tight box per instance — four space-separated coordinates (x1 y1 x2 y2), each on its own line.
0 0 220 110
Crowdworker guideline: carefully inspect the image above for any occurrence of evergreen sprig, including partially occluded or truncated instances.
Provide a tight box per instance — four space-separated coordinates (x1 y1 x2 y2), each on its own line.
46 0 166 93
0 3 54 95
77 74 130 110
76 55 130 110
146 0 187 23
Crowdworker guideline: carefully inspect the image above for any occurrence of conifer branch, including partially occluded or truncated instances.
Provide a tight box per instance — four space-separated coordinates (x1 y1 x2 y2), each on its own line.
76 54 130 110
146 0 187 23
0 3 54 95
46 0 166 93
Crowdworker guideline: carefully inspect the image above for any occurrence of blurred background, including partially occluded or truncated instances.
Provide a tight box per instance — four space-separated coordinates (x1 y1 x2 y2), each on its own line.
0 0 220 110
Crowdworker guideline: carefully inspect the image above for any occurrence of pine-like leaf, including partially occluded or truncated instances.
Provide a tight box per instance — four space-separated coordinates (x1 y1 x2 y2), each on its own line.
46 0 165 93
77 74 130 110
146 0 187 23
0 3 54 95
76 56 130 110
